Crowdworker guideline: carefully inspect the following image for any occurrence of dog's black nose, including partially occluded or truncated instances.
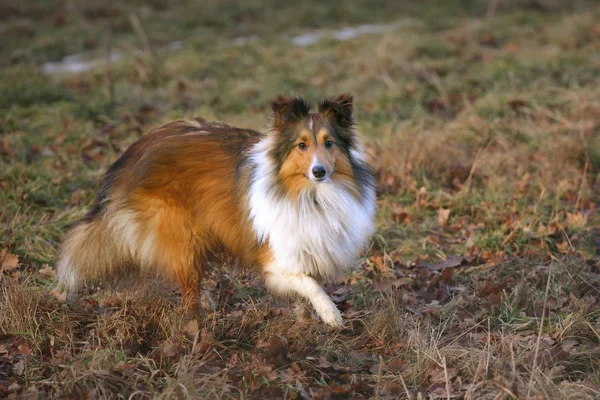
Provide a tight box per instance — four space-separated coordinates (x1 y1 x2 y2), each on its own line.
312 165 327 179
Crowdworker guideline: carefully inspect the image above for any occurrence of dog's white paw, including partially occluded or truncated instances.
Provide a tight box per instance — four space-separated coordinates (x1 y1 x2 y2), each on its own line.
318 305 343 328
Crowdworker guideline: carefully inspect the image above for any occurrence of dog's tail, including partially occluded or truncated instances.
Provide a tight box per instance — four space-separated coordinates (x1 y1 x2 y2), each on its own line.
56 120 205 296
56 213 135 296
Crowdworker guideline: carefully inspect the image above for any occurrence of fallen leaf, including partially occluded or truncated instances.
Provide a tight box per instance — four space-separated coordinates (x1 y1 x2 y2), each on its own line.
478 278 500 295
256 364 277 380
508 98 528 111
441 267 454 283
330 385 351 395
437 208 450 226
38 264 55 278
12 359 26 376
423 301 441 317
1 140 13 158
386 358 407 373
16 344 33 356
0 249 19 272
113 361 131 373
418 255 466 271
182 319 199 337
49 289 67 304
160 341 184 358
392 210 412 223
28 144 42 161
503 41 519 52
478 32 498 47
566 212 586 229
258 334 288 367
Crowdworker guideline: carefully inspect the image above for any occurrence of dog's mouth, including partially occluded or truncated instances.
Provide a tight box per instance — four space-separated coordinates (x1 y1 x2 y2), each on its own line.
304 174 329 183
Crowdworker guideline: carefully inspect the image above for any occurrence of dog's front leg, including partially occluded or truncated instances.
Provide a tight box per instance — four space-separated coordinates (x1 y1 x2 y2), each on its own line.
264 271 342 327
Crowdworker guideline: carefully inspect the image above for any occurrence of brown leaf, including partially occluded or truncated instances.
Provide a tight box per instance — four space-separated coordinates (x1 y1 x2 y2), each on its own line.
226 353 239 369
7 381 20 392
28 144 42 161
38 264 55 278
478 32 498 47
392 211 412 224
508 98 528 111
256 364 277 380
113 361 131 373
423 301 441 317
478 278 500 295
138 105 156 116
386 358 407 373
1 140 13 158
503 41 519 53
1 249 19 272
160 341 184 358
182 319 199 337
330 385 351 395
12 359 26 376
418 255 465 271
441 267 454 283
372 278 402 291
566 212 586 229
370 255 392 275
16 344 32 356
258 334 288 367
49 289 67 304
194 329 213 355
437 208 450 226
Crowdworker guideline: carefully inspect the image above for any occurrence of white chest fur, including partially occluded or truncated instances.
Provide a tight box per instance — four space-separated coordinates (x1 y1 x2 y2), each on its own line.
248 139 376 280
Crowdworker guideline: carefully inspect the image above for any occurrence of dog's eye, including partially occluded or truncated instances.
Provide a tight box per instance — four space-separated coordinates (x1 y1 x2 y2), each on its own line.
324 140 334 149
298 142 307 150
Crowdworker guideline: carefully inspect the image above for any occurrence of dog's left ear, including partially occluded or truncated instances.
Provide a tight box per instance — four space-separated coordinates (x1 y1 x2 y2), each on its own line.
318 93 354 129
271 95 310 132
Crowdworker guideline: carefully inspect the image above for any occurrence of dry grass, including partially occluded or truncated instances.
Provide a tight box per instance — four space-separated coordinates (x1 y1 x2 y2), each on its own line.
1 0 599 398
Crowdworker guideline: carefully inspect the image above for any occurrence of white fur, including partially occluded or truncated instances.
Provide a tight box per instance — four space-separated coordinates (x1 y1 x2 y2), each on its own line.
56 253 76 290
108 210 139 251
107 208 158 270
309 153 321 180
248 137 376 326
265 272 343 326
349 134 369 163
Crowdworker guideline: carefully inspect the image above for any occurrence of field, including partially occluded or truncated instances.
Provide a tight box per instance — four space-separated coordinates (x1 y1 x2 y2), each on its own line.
1 0 599 398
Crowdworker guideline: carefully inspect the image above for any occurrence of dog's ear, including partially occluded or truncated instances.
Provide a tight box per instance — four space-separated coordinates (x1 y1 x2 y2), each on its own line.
318 93 354 129
271 95 310 132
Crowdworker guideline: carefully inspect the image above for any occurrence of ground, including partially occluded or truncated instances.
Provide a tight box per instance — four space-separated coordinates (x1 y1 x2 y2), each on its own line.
1 0 599 398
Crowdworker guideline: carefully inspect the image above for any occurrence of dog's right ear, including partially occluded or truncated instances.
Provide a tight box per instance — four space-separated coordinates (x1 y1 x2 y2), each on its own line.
271 95 310 132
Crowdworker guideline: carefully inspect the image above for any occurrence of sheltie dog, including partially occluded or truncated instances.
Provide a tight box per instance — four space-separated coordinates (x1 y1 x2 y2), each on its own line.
57 94 376 327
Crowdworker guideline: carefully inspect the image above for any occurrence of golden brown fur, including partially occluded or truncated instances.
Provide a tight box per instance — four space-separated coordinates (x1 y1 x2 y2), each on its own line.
58 120 270 308
57 94 376 326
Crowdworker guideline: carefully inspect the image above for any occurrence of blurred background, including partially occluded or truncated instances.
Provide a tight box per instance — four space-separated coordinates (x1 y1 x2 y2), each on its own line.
1 0 599 276
1 1 600 398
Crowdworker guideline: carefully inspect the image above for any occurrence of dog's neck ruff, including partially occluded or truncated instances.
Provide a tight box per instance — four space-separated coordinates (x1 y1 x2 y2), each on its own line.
248 138 376 279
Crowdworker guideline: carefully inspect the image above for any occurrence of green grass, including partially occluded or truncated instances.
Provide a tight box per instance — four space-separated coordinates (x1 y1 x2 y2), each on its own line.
1 0 600 398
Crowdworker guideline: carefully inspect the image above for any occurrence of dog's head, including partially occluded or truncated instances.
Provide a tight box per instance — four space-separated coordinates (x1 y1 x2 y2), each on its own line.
268 94 362 196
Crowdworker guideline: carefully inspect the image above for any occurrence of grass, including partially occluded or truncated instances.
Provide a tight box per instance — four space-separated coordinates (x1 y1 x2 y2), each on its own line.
1 0 599 398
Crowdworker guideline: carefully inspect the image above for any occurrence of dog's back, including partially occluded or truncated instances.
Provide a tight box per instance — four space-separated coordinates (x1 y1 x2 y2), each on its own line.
57 119 263 306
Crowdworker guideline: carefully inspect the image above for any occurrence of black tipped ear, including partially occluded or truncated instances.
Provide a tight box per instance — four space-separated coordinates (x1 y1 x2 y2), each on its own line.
271 95 310 131
318 93 354 128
